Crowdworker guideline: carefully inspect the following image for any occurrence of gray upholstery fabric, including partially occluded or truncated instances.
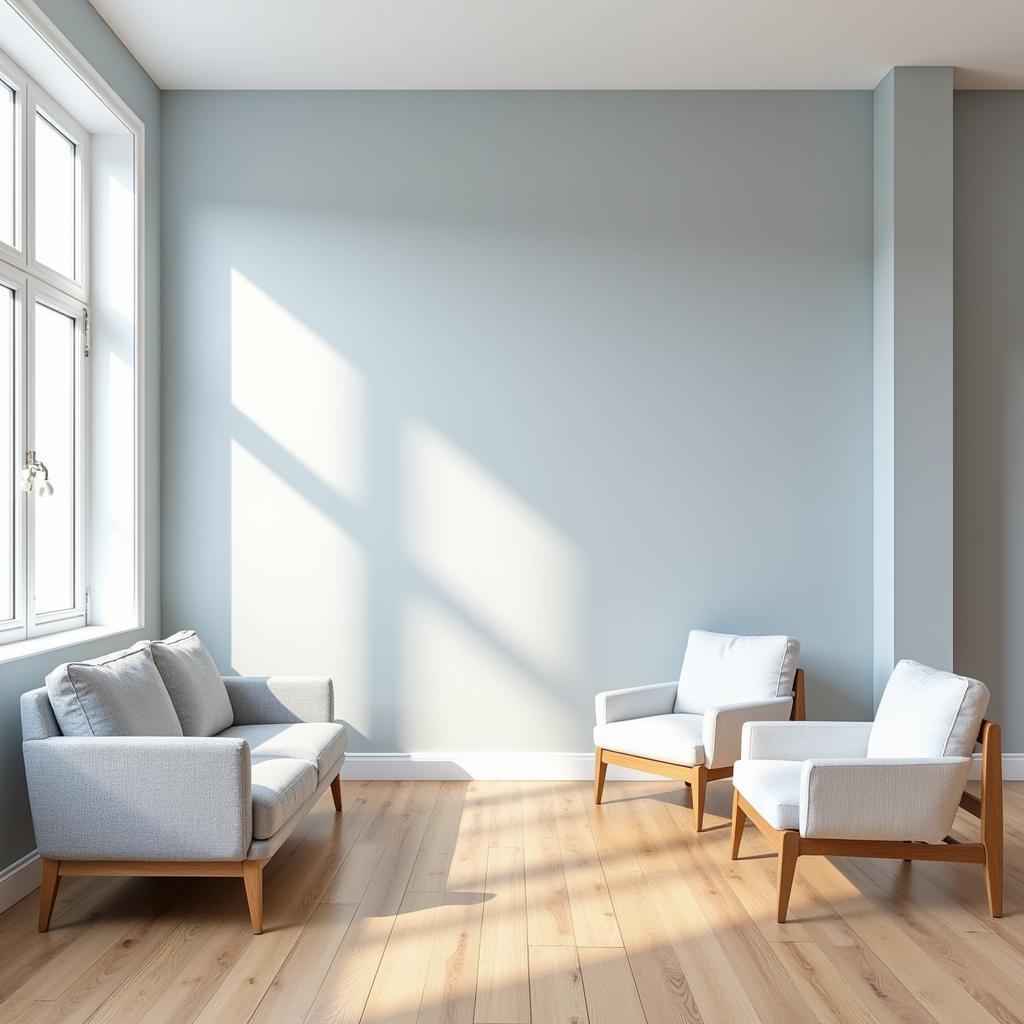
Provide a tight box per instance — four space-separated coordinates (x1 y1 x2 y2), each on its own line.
223 676 334 725
21 688 61 740
150 630 234 737
45 644 183 737
23 736 252 860
219 722 347 783
247 752 344 860
251 756 317 839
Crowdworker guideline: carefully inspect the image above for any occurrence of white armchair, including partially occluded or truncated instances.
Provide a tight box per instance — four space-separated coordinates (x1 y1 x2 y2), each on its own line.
593 630 803 831
731 660 1002 922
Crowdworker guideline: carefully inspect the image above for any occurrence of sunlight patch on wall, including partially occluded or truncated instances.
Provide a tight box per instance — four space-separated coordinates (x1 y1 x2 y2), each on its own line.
230 440 368 730
402 592 577 749
231 268 365 501
404 419 583 680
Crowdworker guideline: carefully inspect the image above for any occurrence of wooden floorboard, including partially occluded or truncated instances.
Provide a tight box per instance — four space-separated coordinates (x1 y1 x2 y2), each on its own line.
0 779 1020 1023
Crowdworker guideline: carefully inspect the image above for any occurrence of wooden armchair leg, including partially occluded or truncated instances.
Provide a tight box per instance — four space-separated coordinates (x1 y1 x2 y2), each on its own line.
776 831 800 923
242 860 264 934
37 858 60 932
594 748 608 805
981 721 1003 917
331 774 343 813
692 766 708 832
730 790 746 860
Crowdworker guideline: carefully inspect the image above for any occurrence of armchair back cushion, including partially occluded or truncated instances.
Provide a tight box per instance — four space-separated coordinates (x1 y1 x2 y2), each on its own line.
674 630 800 715
150 630 234 736
867 660 989 758
45 644 183 737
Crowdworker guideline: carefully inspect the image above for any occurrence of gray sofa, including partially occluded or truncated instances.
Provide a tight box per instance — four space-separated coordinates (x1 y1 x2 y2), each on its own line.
21 630 346 934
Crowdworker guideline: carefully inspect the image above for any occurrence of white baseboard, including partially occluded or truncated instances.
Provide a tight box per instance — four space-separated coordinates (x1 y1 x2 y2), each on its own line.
2 751 1018 915
341 751 664 781
344 751 1024 782
0 850 40 915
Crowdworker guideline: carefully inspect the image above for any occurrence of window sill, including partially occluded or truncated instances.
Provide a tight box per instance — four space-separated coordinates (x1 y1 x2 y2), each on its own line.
0 624 142 666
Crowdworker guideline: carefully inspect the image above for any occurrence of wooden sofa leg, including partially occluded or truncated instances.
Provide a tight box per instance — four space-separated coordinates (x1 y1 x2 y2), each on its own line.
38 858 61 932
730 790 746 860
243 860 264 934
777 831 800 923
594 748 608 805
331 774 343 813
692 766 708 832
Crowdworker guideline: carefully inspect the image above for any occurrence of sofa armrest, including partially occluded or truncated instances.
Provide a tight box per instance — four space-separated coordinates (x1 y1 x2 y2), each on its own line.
741 720 873 761
223 676 334 725
595 681 677 726
702 697 792 769
23 736 252 861
800 756 972 842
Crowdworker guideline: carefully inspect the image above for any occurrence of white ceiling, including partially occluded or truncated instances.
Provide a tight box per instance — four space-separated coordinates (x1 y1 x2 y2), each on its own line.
88 0 1024 91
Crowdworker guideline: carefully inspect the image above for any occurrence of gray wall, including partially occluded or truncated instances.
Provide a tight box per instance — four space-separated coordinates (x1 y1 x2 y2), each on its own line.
0 0 161 870
162 91 874 753
954 92 1024 749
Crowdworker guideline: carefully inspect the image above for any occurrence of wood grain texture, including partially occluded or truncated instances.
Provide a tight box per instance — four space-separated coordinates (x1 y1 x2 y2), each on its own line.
0 778 1020 1024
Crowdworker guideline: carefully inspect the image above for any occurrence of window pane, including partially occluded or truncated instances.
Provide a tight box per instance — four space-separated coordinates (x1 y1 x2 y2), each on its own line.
0 84 13 248
0 285 12 622
33 302 75 614
34 113 76 279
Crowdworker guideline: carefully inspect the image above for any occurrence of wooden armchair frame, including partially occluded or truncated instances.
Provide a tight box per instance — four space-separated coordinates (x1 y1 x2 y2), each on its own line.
730 719 1003 922
595 669 806 831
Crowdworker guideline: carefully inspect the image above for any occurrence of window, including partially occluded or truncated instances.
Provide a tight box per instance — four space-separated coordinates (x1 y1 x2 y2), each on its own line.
0 49 89 645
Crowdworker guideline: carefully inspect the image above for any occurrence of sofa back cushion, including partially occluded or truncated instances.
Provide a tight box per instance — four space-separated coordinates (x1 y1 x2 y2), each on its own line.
45 644 183 737
150 630 234 736
867 660 989 758
674 630 800 715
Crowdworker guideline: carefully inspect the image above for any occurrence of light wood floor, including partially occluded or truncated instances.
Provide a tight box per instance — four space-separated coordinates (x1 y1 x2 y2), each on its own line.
1 778 1023 1024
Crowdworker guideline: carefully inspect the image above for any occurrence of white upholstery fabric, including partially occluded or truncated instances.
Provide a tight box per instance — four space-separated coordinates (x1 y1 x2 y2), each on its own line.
800 757 972 842
674 630 800 714
594 713 705 766
594 681 677 726
868 660 989 759
21 688 61 740
702 697 792 769
251 756 317 839
220 722 347 783
150 630 234 737
45 644 183 738
732 759 801 830
742 720 873 761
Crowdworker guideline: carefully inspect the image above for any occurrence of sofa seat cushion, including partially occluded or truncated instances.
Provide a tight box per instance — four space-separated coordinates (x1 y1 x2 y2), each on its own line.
251 756 317 839
733 759 802 831
150 630 234 737
593 713 705 767
45 644 183 738
220 722 347 783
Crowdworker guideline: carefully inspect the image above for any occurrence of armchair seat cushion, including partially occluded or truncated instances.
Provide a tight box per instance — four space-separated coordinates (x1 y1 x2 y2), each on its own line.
220 722 347 783
251 756 317 839
733 759 802 831
594 713 705 767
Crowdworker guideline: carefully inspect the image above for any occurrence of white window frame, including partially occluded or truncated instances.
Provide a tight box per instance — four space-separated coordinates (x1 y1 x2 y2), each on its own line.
0 0 146 659
0 48 26 267
26 84 87 299
26 278 87 636
0 261 25 642
0 44 89 645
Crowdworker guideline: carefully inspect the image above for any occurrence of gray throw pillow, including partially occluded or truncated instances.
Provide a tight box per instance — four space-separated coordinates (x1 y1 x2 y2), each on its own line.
150 630 234 736
46 643 183 737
